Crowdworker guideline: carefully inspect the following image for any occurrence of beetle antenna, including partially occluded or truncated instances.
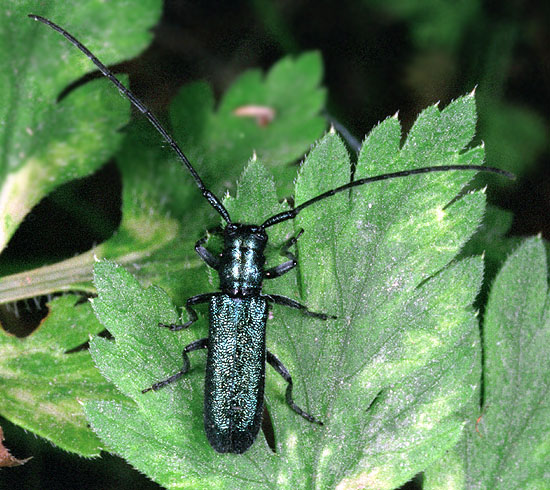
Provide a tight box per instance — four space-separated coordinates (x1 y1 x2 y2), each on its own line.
262 164 515 228
28 14 232 224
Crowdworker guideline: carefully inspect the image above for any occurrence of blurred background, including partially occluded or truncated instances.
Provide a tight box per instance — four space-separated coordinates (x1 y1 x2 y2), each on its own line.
1 0 548 488
125 0 548 237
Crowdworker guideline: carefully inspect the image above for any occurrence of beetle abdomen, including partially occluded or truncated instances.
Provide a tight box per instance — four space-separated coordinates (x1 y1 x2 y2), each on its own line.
205 295 268 453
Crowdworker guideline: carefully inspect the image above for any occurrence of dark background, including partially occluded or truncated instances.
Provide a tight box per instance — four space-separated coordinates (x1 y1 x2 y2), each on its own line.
1 0 548 488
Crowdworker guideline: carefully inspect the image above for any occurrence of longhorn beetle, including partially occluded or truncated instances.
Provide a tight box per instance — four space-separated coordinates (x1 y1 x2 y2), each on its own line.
29 14 515 454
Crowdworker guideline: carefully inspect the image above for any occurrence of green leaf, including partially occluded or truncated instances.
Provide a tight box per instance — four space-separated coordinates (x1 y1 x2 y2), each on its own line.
0 295 125 456
0 51 326 304
424 237 550 490
170 51 326 197
86 94 491 489
0 0 162 253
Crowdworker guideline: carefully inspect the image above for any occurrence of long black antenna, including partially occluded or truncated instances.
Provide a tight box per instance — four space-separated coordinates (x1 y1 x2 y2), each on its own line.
28 14 232 224
262 164 515 228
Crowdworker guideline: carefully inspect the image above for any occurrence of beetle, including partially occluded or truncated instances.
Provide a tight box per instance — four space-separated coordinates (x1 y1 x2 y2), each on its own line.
29 14 515 453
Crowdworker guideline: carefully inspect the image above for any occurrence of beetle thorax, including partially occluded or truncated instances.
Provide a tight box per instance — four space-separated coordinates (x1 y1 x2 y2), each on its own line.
219 224 268 297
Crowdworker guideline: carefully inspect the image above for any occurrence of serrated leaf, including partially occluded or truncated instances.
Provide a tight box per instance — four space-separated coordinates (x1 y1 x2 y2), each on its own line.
0 0 162 253
424 237 550 490
86 94 492 489
0 295 124 456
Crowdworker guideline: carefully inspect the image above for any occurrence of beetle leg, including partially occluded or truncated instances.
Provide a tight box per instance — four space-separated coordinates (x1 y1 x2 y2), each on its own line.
264 228 304 279
264 259 296 279
265 294 336 320
159 292 217 331
266 350 323 425
142 337 208 393
195 234 220 270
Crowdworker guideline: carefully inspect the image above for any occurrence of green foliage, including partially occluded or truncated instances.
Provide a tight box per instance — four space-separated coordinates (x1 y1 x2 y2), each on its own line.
0 295 125 456
366 0 481 50
0 46 326 304
0 0 325 465
0 2 545 487
425 237 550 489
171 52 325 197
0 0 162 253
365 0 547 184
86 94 497 489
